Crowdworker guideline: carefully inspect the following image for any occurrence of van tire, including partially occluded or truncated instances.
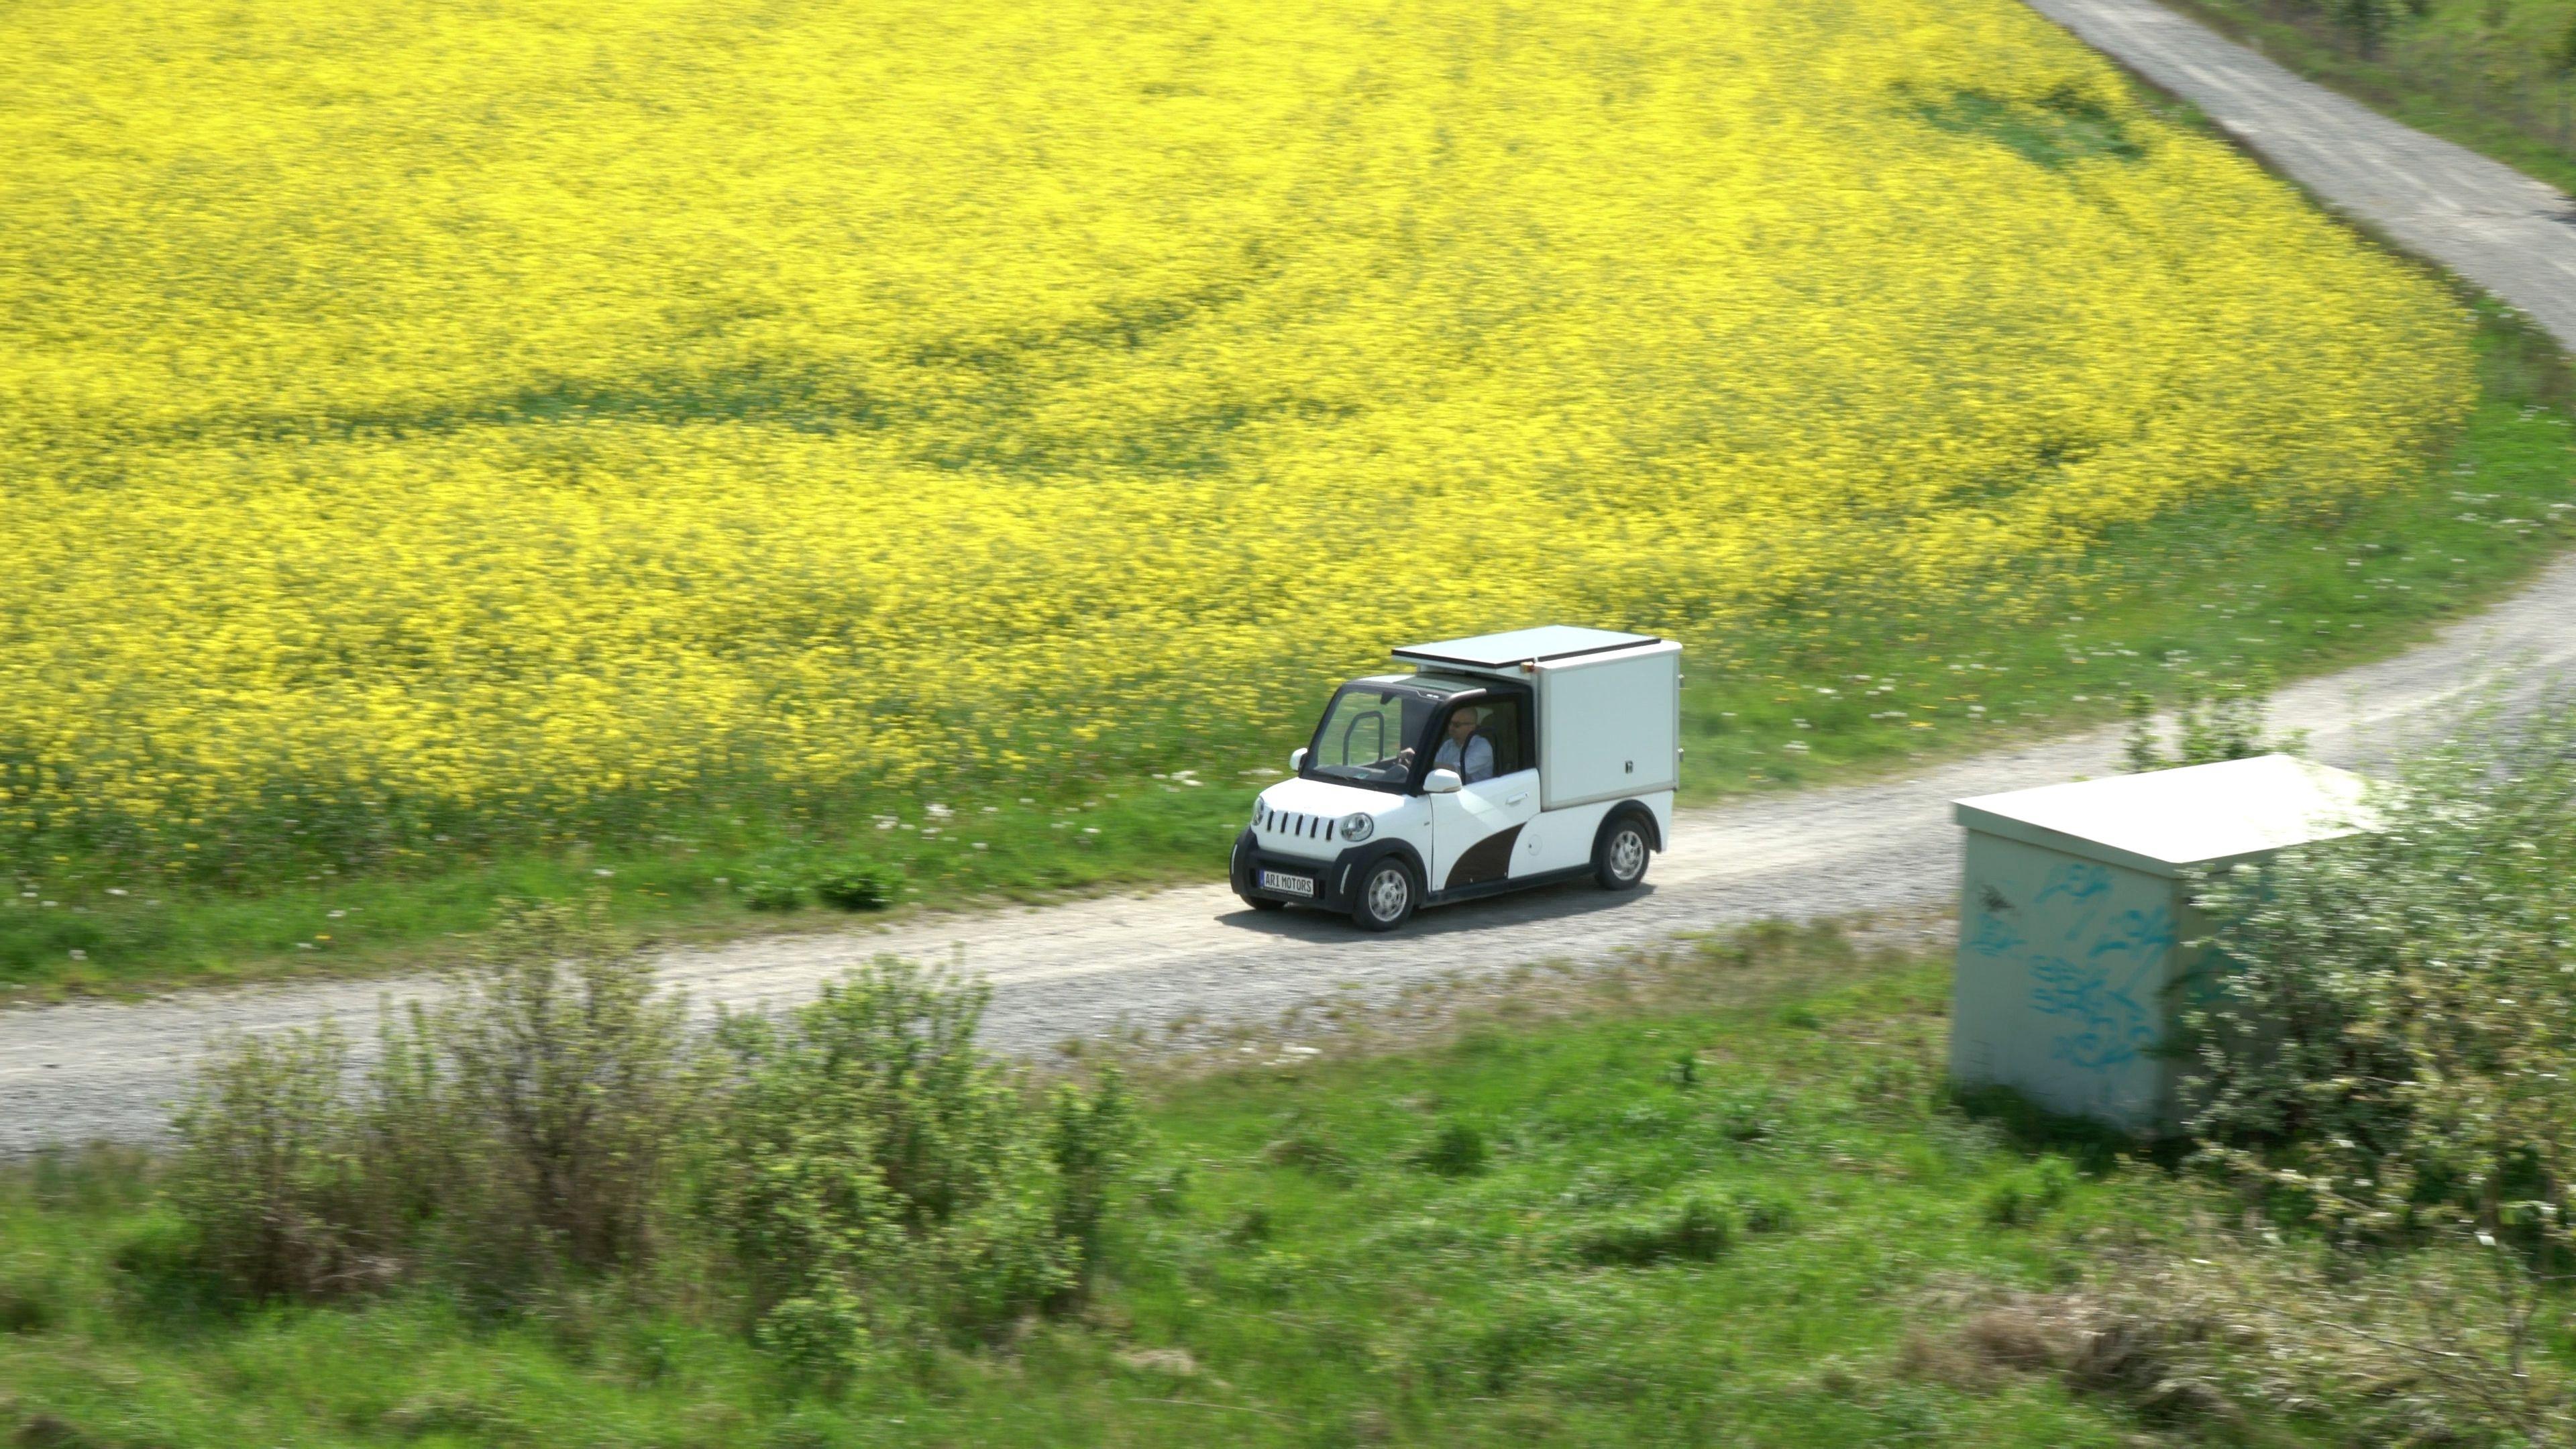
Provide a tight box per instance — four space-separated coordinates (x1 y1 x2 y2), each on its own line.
1594 813 1653 891
1350 858 1419 932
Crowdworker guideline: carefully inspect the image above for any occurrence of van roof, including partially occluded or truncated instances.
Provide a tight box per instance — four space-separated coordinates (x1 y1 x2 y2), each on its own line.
1340 673 1488 698
1391 626 1660 669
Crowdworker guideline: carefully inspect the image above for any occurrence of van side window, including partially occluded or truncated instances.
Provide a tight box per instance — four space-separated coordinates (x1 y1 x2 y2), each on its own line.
1478 695 1533 775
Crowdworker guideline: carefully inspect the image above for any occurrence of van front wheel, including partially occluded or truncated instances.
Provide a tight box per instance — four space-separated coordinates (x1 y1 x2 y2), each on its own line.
1594 816 1652 891
1351 859 1418 932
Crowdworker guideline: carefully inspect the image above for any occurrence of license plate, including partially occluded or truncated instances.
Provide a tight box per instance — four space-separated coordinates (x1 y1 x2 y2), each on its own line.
1259 870 1316 898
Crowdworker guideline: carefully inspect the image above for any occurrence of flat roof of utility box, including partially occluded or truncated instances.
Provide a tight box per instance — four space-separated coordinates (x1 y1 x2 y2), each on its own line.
1393 627 1660 669
1954 753 2373 877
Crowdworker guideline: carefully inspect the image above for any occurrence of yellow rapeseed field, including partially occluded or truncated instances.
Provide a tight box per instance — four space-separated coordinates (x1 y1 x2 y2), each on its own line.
0 0 2475 867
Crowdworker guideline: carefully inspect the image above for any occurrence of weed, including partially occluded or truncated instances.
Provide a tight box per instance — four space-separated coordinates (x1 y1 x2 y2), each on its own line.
1409 1122 1489 1178
1982 1157 2078 1227
1573 1197 1733 1267
811 865 893 912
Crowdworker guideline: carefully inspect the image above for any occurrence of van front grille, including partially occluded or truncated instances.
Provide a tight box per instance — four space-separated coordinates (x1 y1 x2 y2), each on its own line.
1256 806 1338 850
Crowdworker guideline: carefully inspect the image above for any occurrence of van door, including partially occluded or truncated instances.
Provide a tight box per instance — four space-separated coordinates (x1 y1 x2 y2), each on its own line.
1430 767 1542 892
1423 695 1542 893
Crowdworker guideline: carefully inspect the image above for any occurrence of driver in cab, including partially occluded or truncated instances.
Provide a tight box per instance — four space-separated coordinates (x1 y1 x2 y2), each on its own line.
1401 706 1494 784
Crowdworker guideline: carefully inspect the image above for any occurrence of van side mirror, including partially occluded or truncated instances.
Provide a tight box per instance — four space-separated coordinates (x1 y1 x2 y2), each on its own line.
1422 768 1462 795
1289 747 1309 773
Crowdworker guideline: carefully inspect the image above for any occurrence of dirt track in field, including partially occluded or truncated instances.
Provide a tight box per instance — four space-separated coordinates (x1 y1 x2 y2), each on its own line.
1 0 2572 1155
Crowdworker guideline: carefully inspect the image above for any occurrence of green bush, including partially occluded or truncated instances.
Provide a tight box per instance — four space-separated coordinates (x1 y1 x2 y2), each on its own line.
166 896 690 1299
2121 675 2296 772
436 898 692 1273
2186 704 2576 1229
167 1021 388 1301
162 921 1130 1368
2183 702 2576 1434
1044 1069 1136 1299
698 959 1126 1379
739 876 804 912
812 865 894 912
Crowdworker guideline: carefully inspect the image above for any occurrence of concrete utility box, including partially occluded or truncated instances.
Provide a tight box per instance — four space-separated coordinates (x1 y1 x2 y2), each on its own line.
1949 753 2371 1134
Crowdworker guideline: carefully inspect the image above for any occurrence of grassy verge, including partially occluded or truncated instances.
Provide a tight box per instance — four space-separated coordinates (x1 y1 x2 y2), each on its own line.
5 292 2567 1002
2154 0 2576 197
0 930 2324 1448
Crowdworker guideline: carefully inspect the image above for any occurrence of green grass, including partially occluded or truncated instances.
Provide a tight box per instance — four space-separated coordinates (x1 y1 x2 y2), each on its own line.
0 938 2318 1448
2158 0 2576 196
5 290 2566 1001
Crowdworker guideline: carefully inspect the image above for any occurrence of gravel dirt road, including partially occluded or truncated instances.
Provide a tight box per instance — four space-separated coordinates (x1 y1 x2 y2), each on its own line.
2 0 2571 1155
5 555 2569 1155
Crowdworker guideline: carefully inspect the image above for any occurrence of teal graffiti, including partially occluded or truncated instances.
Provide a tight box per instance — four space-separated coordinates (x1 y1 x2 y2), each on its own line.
1968 908 2024 959
2035 863 2111 906
2023 892 2176 1073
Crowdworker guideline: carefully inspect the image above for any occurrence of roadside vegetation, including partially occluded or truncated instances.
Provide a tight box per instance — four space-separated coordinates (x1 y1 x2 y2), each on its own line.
2160 0 2576 194
7 706 2576 1446
0 927 2197 1448
6 0 2575 996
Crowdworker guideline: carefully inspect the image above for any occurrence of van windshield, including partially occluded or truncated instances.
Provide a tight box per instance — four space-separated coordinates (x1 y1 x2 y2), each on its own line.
1307 684 1441 790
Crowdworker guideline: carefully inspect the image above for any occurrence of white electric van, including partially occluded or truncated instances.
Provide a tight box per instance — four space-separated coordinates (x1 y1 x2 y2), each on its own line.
1229 627 1681 930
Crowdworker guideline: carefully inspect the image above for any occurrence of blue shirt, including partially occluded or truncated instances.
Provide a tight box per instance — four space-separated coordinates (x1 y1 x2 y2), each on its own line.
1434 735 1495 784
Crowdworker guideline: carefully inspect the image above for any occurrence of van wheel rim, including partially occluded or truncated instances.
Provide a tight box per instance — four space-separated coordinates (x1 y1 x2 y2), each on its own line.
1610 829 1646 879
1367 869 1409 920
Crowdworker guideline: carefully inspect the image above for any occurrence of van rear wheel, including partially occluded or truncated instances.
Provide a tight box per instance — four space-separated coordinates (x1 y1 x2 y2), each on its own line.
1351 859 1418 932
1594 816 1652 891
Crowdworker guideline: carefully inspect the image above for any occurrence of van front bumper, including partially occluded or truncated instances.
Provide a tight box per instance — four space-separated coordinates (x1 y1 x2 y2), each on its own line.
1230 828 1358 910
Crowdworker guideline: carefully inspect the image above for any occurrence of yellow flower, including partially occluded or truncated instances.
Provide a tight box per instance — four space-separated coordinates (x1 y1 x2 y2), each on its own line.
0 0 2475 872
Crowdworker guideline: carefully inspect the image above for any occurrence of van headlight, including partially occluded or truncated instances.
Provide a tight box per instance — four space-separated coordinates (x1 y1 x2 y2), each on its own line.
1338 812 1374 843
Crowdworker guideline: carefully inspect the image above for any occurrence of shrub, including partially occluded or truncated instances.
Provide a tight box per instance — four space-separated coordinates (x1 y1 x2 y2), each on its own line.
698 959 1122 1379
435 898 692 1273
2186 704 2576 1224
2183 702 2576 1436
739 876 804 912
2121 675 2295 773
166 895 689 1299
1045 1069 1137 1299
167 1022 387 1301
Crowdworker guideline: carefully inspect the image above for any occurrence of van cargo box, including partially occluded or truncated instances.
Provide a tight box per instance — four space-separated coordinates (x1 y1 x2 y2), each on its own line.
1391 628 1680 810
